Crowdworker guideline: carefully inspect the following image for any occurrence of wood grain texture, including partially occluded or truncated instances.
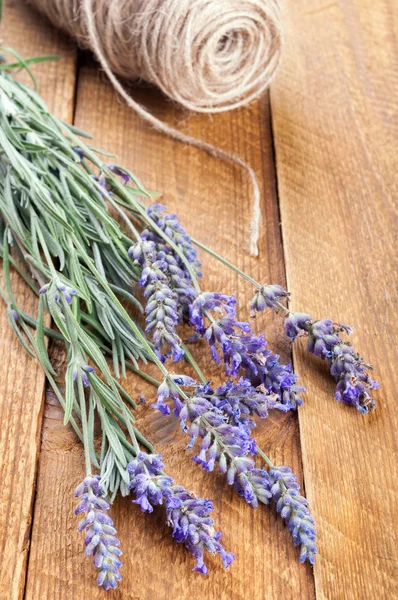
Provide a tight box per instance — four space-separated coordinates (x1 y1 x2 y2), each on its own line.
0 5 76 600
24 56 315 599
271 1 398 599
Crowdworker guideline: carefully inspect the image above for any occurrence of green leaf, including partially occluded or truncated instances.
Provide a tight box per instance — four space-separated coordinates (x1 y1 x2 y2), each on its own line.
36 294 57 376
46 287 71 342
64 361 76 425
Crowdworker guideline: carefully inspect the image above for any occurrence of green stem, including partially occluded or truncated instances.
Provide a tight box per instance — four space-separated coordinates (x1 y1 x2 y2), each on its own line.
181 342 207 383
193 238 261 289
17 317 84 443
257 447 275 469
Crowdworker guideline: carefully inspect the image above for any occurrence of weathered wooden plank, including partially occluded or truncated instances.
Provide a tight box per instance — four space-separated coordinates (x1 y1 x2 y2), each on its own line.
25 57 315 598
271 1 398 599
0 5 76 600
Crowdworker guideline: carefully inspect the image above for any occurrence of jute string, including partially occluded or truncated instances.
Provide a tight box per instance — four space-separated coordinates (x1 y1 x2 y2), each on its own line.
28 0 283 255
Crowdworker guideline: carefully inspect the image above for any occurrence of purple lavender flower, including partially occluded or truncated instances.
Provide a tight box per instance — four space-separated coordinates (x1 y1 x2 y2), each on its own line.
107 164 130 185
73 364 95 387
74 475 122 591
73 147 85 160
153 381 274 508
151 374 196 415
137 203 200 318
166 486 235 574
190 292 236 333
128 240 184 361
144 203 201 276
248 345 305 409
190 294 305 409
127 452 173 511
127 452 234 574
284 313 378 413
40 280 77 305
210 378 289 427
269 466 317 565
250 284 290 314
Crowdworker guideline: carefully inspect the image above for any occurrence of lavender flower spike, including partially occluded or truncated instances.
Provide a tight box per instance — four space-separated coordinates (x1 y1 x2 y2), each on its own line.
127 452 235 574
269 466 317 564
284 312 378 413
145 203 202 276
74 475 122 591
128 240 184 361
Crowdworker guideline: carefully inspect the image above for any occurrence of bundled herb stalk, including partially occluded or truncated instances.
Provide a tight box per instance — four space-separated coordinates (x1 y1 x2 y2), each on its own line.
0 47 378 591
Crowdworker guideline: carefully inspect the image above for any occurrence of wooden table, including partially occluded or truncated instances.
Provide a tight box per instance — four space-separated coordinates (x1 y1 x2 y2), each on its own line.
1 2 397 599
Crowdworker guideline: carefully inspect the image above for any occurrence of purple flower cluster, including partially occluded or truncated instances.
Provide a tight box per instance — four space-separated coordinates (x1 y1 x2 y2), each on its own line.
129 240 184 361
73 364 95 387
40 280 77 305
248 346 305 410
284 312 378 413
74 475 122 591
250 284 289 314
153 379 275 508
128 452 173 511
145 203 201 276
141 203 200 314
128 203 201 361
269 466 317 565
166 486 235 575
127 452 234 574
190 292 305 409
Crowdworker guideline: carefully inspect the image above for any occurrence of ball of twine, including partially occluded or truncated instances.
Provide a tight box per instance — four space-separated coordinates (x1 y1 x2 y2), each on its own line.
28 0 284 254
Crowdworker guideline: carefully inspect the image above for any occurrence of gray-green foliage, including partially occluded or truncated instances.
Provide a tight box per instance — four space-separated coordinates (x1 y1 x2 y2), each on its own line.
0 57 177 499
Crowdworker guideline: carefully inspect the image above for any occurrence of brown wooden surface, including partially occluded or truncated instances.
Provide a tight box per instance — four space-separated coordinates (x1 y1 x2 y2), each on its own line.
0 0 397 599
271 1 398 599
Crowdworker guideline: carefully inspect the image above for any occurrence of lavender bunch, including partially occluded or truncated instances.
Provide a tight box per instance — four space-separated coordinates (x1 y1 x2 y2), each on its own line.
0 46 380 590
249 287 378 413
74 476 123 590
127 452 235 574
284 313 378 413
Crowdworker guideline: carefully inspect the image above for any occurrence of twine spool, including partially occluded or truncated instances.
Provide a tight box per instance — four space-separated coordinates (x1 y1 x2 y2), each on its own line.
28 0 284 254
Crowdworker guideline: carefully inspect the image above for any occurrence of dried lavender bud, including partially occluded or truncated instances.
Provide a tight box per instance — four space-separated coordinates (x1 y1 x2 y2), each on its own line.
40 280 77 305
127 452 234 574
74 475 122 591
73 364 95 387
107 164 130 185
190 292 236 333
250 284 289 314
136 203 200 318
269 466 317 565
248 347 305 410
284 313 378 413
